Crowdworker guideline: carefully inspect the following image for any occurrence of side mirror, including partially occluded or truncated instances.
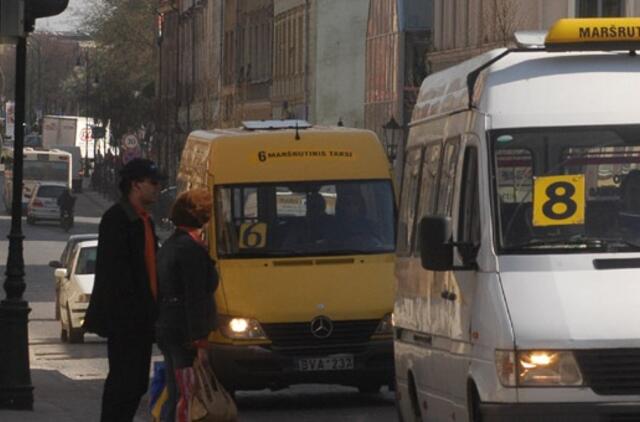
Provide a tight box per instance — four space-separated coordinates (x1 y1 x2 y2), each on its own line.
54 268 68 279
418 215 453 271
49 260 62 268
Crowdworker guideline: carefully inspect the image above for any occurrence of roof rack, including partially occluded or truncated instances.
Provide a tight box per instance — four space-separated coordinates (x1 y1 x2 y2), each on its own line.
242 120 312 131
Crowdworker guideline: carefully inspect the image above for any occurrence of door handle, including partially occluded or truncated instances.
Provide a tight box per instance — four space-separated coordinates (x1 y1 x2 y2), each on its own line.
440 290 457 301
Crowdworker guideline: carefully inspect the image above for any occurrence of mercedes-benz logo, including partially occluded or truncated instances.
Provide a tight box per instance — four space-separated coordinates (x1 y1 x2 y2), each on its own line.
310 316 333 339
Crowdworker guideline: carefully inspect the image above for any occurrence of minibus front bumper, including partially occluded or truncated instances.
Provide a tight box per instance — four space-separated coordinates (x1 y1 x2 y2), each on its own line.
480 402 640 421
209 339 394 391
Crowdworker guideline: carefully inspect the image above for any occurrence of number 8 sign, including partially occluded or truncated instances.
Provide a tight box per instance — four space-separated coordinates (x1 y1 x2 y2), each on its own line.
532 175 585 227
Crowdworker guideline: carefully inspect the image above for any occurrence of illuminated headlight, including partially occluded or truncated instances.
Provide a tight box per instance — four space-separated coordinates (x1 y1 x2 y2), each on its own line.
77 294 91 303
496 350 583 387
219 316 267 340
374 313 393 335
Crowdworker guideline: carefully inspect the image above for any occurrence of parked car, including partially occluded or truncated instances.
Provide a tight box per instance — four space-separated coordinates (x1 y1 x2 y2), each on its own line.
26 182 68 225
49 233 98 320
53 239 97 343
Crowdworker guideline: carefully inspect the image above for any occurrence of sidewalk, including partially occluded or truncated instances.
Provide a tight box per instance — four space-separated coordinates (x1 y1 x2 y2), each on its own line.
0 187 156 421
1 369 151 422
1 368 152 421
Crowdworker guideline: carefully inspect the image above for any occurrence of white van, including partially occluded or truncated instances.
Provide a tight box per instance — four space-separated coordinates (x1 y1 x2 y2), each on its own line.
394 18 640 421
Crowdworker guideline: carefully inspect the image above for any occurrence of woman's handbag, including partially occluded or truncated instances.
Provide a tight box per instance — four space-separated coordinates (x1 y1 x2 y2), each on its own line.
189 356 238 422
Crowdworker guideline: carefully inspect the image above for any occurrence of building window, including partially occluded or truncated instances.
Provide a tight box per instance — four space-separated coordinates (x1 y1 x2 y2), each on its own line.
576 0 625 17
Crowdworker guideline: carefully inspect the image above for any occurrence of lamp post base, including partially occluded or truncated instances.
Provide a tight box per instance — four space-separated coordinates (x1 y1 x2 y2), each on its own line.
0 301 33 410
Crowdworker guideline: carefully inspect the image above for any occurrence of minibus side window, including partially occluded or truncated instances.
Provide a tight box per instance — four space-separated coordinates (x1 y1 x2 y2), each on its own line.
397 148 423 256
458 147 480 262
436 137 460 216
415 142 443 254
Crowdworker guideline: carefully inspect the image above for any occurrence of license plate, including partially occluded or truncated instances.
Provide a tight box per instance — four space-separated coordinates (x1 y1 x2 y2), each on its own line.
296 355 354 371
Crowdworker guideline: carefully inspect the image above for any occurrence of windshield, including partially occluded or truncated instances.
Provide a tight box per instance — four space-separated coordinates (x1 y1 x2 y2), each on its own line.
76 246 97 275
492 125 640 252
216 180 395 258
24 161 69 181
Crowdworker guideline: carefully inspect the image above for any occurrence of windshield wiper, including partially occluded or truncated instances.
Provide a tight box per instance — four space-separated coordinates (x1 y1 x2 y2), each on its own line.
506 236 640 251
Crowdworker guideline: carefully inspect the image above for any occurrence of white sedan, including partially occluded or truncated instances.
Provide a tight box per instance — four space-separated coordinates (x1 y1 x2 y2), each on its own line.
49 233 98 320
54 239 97 343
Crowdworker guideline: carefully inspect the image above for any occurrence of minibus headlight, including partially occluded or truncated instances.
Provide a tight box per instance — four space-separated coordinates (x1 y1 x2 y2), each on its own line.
219 316 267 340
374 313 393 335
496 350 584 387
517 350 583 387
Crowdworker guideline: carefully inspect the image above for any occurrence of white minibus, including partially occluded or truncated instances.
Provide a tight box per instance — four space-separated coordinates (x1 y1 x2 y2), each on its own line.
394 18 640 421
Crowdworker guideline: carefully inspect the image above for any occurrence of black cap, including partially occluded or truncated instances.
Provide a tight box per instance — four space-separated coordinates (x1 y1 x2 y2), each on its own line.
119 158 166 182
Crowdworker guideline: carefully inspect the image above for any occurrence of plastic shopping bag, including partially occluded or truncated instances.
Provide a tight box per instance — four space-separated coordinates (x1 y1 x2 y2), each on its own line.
149 360 169 421
189 356 238 422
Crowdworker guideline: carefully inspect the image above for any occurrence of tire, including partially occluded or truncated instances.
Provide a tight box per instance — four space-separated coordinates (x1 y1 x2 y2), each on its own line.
66 306 84 344
55 287 60 320
357 384 382 394
26 216 35 225
468 384 483 422
60 326 68 342
407 374 423 422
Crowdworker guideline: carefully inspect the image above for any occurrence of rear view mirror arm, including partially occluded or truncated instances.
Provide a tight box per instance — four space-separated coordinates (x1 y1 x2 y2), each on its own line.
448 241 479 271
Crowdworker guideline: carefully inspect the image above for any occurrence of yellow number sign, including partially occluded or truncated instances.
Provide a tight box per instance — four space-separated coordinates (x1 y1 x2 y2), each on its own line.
239 222 268 249
532 175 585 227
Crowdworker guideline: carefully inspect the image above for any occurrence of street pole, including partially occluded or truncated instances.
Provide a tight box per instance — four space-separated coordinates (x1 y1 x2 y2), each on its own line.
0 34 33 410
84 50 90 178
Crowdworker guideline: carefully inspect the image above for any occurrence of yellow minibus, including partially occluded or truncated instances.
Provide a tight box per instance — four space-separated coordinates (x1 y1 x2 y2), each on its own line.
176 120 396 394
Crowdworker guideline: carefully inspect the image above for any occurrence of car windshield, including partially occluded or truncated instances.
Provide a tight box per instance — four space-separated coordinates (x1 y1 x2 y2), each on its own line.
216 179 395 258
492 125 640 253
76 246 97 275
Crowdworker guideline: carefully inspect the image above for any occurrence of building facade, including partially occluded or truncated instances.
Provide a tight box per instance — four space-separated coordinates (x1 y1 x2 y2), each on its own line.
429 0 640 72
157 0 370 180
157 0 223 178
364 0 431 175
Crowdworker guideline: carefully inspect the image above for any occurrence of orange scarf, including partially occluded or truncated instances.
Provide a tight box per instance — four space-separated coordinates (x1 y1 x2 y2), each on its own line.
134 206 158 301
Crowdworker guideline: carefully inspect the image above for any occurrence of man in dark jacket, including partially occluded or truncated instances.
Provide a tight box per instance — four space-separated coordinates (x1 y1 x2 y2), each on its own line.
84 158 163 421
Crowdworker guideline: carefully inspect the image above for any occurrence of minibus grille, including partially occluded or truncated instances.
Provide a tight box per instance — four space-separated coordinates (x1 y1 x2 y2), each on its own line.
574 349 640 395
262 320 379 356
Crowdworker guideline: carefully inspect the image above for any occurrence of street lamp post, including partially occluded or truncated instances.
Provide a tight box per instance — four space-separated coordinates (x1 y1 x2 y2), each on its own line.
382 116 402 163
0 35 33 410
84 50 90 178
0 1 68 410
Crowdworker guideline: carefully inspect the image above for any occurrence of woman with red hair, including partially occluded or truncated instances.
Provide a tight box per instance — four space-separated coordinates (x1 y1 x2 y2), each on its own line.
155 188 219 421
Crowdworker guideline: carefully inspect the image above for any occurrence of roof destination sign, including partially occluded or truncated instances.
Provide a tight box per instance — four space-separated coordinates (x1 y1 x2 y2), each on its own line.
545 18 640 51
253 149 355 164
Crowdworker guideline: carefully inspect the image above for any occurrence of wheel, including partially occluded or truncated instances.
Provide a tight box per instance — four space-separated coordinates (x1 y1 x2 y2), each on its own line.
357 384 381 394
59 301 67 341
407 374 423 422
66 306 84 344
26 216 35 225
55 287 60 320
468 384 483 422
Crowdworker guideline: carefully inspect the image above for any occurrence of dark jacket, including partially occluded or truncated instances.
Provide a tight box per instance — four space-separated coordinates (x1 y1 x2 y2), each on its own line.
156 229 218 346
83 200 158 337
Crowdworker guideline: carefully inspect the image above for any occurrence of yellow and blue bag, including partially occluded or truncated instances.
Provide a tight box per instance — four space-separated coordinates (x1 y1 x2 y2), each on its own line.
150 360 169 421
